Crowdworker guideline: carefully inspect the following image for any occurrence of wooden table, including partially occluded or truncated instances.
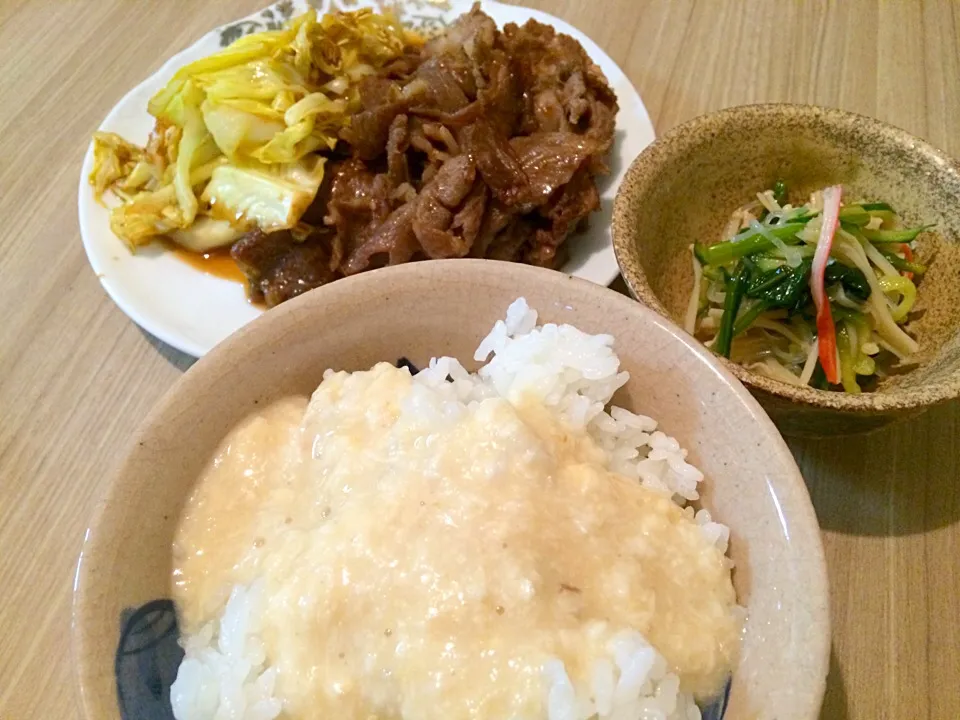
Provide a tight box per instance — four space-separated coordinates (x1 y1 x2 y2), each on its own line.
1 1 957 718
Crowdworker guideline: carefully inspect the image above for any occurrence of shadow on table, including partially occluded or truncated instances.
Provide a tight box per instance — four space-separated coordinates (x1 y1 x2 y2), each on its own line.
140 327 197 373
821 646 850 719
787 400 959 537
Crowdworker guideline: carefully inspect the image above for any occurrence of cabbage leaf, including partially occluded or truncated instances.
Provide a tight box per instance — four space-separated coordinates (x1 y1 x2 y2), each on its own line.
89 8 420 250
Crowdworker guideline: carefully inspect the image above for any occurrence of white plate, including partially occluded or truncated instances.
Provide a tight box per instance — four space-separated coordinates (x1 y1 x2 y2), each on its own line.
78 0 655 357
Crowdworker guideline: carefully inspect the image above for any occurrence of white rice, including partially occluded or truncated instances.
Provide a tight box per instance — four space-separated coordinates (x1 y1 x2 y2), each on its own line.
170 298 730 720
171 583 280 720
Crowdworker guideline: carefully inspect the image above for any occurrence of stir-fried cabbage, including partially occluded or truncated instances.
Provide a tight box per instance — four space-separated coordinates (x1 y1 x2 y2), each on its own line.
90 9 421 250
203 155 327 233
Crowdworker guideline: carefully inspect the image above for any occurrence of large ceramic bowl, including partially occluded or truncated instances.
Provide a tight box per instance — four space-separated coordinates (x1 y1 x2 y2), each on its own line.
613 104 960 437
73 260 829 720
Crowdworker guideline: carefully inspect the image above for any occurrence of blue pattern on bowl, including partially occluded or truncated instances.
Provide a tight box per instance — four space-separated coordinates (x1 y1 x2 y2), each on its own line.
114 596 728 719
396 357 420 374
701 677 732 720
115 600 181 720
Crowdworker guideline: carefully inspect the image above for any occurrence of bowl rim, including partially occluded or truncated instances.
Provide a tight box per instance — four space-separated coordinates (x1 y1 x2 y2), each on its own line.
71 259 830 719
612 102 960 414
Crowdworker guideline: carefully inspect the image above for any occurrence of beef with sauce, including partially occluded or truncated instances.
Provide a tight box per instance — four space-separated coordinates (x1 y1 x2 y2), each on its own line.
231 3 618 307
231 229 338 307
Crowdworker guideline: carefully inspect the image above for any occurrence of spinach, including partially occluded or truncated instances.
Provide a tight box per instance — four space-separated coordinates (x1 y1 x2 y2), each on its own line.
824 263 871 301
773 179 788 206
745 257 813 310
714 262 750 357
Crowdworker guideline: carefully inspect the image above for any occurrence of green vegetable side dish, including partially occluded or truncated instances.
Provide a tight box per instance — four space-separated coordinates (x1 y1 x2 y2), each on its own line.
686 182 933 393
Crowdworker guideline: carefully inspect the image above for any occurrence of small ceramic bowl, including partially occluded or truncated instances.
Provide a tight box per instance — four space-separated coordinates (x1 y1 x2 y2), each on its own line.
613 104 960 437
73 260 828 720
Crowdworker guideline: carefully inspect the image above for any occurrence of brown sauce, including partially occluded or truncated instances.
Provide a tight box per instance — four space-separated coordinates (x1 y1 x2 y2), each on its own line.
162 239 246 284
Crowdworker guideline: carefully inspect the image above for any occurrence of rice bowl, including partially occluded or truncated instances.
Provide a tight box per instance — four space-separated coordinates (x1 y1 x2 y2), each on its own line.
73 260 829 720
170 299 741 720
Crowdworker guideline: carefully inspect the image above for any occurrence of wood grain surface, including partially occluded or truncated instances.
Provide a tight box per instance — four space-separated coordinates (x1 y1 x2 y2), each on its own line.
0 1 957 719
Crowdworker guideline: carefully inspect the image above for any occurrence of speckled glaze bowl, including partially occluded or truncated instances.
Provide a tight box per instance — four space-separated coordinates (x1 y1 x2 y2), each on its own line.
73 261 828 720
613 104 960 437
